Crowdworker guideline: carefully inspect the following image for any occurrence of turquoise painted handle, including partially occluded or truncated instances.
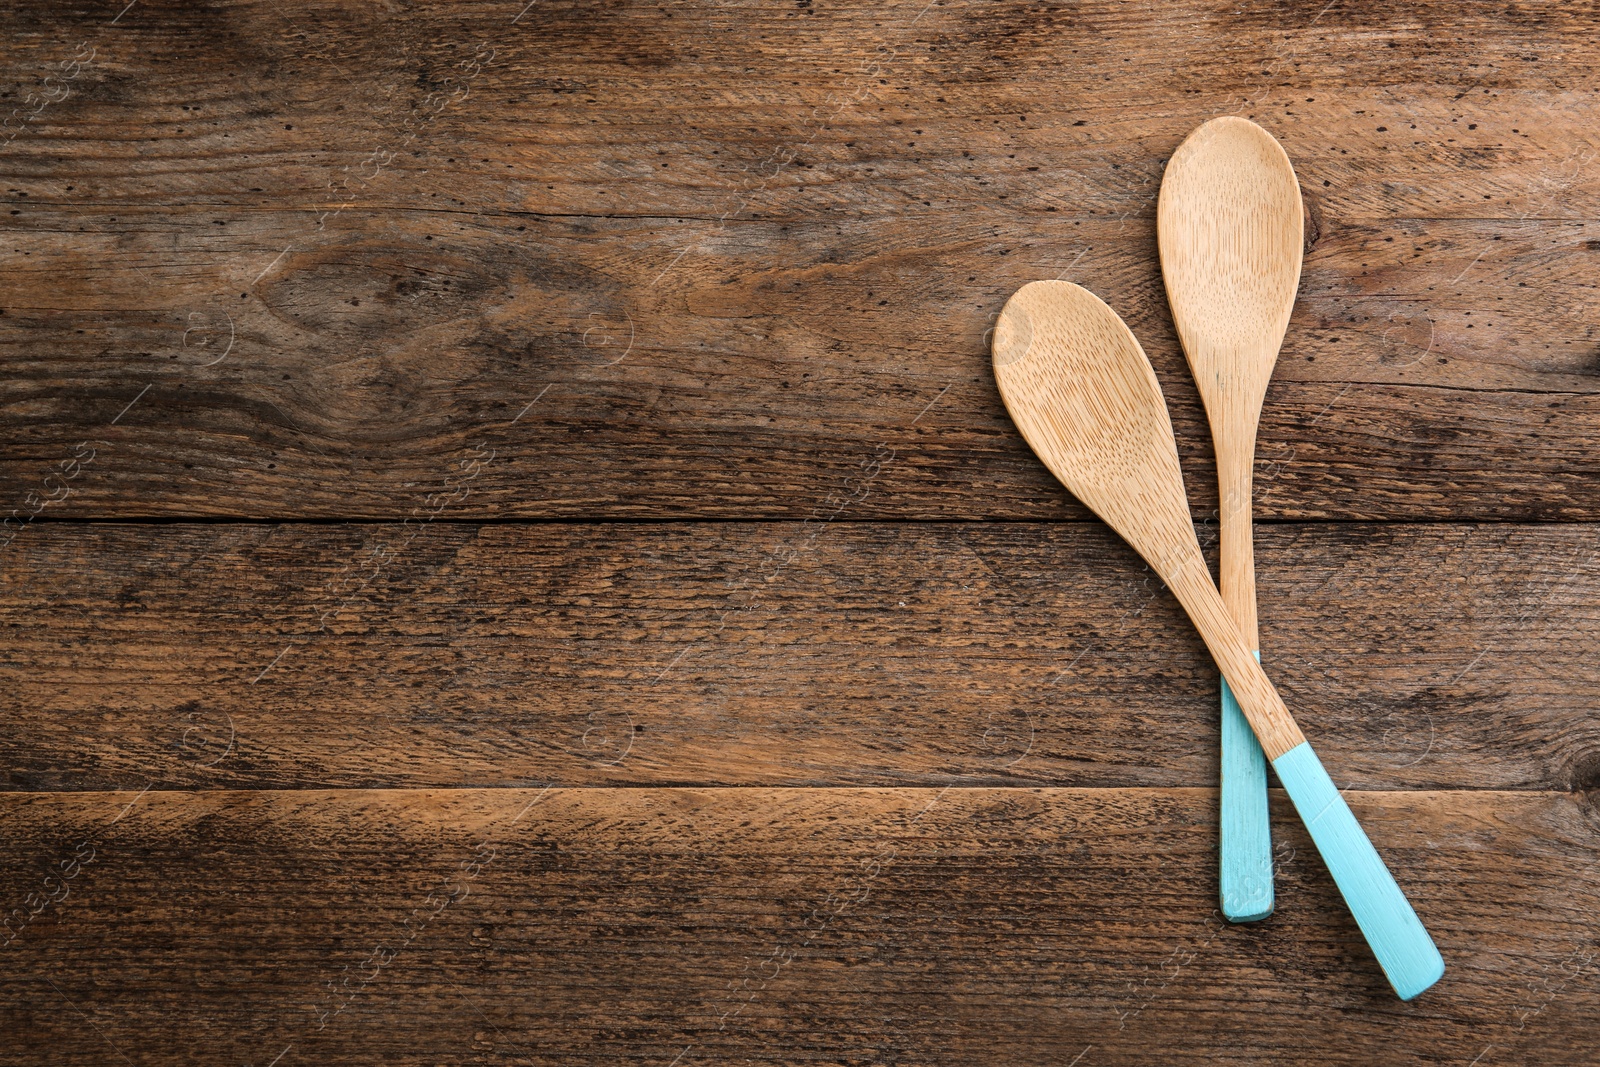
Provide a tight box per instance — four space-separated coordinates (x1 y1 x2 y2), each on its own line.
1219 650 1273 922
1271 742 1445 1000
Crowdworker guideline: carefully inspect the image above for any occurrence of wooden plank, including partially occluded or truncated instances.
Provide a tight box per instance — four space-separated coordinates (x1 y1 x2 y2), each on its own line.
3 2 1600 519
3 205 1598 521
4 521 1596 792
3 1 1600 220
1 785 1595 1066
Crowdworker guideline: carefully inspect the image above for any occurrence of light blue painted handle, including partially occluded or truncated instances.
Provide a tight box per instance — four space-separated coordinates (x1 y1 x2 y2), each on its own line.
1220 650 1272 922
1271 742 1445 1000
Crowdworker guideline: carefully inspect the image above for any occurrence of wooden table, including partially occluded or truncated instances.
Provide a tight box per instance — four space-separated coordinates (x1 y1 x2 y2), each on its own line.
3 2 1597 1063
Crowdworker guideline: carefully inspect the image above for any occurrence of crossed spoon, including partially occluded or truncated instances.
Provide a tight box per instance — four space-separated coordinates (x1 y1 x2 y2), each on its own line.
991 279 1443 1000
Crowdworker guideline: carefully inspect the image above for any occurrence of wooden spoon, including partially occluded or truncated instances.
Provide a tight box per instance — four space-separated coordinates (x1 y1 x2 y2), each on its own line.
992 280 1443 1000
1157 115 1304 923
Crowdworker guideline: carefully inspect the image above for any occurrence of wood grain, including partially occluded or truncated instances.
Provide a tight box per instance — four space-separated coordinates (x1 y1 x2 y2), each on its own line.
3 520 1596 793
4 0 1599 1059
2 0 1599 520
2 785 1596 1067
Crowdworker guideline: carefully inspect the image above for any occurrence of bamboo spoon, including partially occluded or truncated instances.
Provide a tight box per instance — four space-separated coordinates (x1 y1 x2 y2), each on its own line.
992 280 1442 1001
1157 115 1304 923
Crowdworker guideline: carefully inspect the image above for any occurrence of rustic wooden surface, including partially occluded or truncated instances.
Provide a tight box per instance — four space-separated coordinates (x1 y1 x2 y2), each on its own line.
3 786 1597 1067
3 0 1599 1063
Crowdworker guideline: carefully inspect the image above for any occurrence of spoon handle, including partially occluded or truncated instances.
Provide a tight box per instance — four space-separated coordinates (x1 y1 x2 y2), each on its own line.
1222 669 1443 1000
1166 566 1444 999
1270 740 1446 1000
1220 660 1273 921
1219 447 1274 922
1218 649 1444 1000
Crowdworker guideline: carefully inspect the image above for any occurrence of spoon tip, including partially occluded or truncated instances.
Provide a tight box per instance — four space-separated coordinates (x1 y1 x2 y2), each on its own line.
1184 114 1288 155
992 279 1094 371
